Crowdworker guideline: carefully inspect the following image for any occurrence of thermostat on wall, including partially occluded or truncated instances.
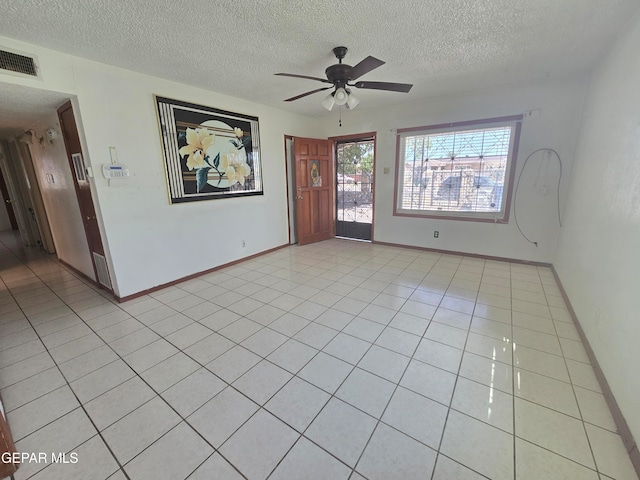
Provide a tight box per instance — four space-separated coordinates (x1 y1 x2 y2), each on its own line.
102 164 129 179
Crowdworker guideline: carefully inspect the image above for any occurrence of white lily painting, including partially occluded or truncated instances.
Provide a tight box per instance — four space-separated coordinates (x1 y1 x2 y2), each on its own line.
180 121 252 192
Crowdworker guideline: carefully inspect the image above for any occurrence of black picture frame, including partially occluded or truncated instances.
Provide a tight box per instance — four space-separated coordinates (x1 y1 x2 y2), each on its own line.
155 96 263 203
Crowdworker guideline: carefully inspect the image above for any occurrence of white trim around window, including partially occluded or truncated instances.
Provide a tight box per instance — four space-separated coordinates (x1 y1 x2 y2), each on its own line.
393 115 523 223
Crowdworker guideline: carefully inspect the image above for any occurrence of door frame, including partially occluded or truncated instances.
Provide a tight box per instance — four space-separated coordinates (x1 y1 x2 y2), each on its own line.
0 159 19 231
2 139 43 247
329 131 377 242
285 135 336 246
287 136 334 246
283 135 296 245
57 100 113 292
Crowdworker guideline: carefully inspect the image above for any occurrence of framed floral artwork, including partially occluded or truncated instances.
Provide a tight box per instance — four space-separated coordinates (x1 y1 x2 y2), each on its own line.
155 96 263 203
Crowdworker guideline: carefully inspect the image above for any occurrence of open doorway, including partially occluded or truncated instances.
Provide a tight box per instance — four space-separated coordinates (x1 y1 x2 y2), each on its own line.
2 135 56 253
284 136 297 244
0 83 109 290
0 140 43 248
334 134 375 241
285 133 376 245
0 167 19 232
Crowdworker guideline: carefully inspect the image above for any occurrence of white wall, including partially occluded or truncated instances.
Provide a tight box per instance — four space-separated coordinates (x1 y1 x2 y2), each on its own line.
317 78 588 263
554 13 640 442
0 36 317 297
27 116 94 278
0 37 592 294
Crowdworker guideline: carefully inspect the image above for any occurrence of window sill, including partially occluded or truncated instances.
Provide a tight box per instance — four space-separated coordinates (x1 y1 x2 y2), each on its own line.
393 210 509 223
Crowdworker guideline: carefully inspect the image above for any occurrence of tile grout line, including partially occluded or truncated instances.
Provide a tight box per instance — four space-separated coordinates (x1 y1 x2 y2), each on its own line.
2 254 501 400
0 239 250 479
206 246 418 478
543 265 602 475
510 266 605 477
20 255 434 479
2 238 615 479
0 249 133 480
75 251 396 479
53 300 253 479
262 258 422 479
278 249 440 480
279 251 515 478
261 248 441 479
58 305 251 478
429 257 485 480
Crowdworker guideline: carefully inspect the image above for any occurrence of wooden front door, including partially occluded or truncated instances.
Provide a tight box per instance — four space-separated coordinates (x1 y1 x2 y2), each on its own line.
293 137 333 246
58 101 111 290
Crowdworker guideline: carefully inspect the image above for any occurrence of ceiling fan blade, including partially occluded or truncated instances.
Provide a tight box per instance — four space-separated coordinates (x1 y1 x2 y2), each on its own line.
275 73 332 84
347 56 385 80
284 87 333 102
354 81 413 93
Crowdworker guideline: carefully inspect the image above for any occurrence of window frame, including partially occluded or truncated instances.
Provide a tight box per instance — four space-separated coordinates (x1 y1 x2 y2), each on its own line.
393 115 523 223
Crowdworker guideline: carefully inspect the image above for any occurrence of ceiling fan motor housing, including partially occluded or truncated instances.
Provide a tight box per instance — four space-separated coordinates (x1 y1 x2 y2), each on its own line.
325 64 352 88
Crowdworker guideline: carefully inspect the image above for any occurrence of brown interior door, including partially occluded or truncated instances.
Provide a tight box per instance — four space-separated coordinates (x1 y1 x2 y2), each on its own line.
58 101 111 290
293 137 334 246
0 167 19 230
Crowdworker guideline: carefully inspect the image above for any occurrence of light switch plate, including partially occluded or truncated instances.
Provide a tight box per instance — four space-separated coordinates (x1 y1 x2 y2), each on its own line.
109 146 118 165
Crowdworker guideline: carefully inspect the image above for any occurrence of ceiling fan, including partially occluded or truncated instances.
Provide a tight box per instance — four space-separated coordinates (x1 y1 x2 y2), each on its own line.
275 46 413 110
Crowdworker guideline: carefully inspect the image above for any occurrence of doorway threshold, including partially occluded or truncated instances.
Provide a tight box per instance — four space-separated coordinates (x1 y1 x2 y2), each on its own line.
335 236 372 243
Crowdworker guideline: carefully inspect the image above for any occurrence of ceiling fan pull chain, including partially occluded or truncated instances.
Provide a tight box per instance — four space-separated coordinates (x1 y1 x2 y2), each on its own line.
339 106 342 127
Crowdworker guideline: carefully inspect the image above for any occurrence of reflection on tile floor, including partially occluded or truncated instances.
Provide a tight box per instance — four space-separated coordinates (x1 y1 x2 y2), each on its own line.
1 234 637 480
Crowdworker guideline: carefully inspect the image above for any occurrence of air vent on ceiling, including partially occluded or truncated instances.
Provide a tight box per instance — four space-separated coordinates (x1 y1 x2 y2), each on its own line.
0 48 38 77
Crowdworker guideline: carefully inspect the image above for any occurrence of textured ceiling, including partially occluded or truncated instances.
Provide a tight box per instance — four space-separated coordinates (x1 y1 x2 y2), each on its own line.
0 0 638 118
0 83 69 140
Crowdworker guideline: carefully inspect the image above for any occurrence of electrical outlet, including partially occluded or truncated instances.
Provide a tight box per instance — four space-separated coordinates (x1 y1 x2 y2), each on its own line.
434 231 439 238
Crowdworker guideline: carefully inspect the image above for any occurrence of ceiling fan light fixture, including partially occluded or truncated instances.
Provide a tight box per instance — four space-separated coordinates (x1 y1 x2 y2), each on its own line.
334 87 348 106
321 93 335 111
346 92 359 109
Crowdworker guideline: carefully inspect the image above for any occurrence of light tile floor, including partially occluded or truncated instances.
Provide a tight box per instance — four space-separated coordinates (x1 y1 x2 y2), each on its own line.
0 233 637 480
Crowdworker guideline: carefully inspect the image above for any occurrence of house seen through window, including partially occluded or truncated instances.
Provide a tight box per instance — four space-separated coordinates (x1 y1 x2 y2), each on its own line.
394 116 522 222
